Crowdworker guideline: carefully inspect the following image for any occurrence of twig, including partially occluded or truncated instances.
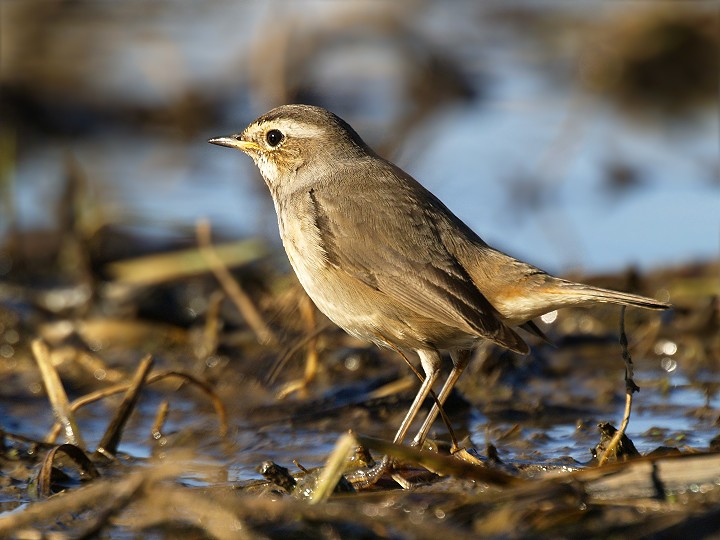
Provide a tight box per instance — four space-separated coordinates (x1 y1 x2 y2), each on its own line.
275 294 321 399
37 443 100 498
127 484 255 540
196 219 278 347
301 294 319 385
0 463 182 534
96 354 154 458
74 470 148 540
151 400 170 441
107 239 267 286
309 432 357 504
265 322 332 385
32 339 87 449
46 369 228 442
352 435 522 487
599 306 638 465
199 289 225 360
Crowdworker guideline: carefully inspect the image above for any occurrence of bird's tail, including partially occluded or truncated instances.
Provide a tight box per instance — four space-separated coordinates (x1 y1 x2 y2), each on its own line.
552 279 670 311
497 277 671 325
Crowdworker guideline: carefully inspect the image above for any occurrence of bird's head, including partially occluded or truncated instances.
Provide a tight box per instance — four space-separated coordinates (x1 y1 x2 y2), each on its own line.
209 104 372 193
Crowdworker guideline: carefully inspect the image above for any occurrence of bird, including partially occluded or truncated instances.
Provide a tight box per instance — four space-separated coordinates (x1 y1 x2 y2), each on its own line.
209 104 670 451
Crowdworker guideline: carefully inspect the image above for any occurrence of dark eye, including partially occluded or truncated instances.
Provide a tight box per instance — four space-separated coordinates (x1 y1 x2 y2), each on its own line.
266 129 283 147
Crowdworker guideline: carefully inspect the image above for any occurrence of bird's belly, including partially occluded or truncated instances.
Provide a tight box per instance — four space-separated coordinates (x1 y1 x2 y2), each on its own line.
280 222 477 350
285 246 385 342
278 215 367 333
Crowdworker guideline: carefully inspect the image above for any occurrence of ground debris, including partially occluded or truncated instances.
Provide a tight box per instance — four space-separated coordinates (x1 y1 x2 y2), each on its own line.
1 229 717 538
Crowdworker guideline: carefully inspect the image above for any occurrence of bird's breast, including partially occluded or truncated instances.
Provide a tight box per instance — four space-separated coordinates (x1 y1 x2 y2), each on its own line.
274 190 389 344
275 191 334 289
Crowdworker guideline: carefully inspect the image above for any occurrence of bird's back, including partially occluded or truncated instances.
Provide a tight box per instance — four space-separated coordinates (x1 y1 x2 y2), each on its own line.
283 155 530 353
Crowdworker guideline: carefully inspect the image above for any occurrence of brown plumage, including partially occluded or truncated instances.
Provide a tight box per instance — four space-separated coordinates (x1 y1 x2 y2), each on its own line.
210 104 669 449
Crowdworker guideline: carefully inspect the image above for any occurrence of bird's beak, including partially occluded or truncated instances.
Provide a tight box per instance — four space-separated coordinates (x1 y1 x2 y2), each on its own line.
208 135 260 153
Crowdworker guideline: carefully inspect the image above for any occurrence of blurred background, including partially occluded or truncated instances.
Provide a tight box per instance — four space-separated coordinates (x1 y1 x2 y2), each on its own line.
1 0 718 280
0 5 719 529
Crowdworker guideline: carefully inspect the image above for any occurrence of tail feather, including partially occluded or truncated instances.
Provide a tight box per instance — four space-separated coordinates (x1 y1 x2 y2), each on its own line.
520 319 553 345
556 281 670 311
479 269 670 326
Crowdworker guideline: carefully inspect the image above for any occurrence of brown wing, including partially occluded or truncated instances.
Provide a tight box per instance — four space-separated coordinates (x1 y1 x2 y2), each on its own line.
305 160 528 354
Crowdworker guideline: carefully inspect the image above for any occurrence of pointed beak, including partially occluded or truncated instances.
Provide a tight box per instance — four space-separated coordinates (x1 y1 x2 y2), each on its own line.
208 135 260 153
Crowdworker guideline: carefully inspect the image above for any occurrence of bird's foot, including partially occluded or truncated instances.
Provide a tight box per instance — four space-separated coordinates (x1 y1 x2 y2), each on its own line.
347 454 394 489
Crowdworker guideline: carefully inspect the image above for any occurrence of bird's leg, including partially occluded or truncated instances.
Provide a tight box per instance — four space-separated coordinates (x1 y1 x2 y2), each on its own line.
351 348 441 489
411 349 472 448
392 348 442 445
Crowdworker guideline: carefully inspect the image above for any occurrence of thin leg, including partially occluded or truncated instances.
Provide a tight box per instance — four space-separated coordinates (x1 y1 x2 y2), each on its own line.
411 349 472 447
391 348 442 445
351 349 441 489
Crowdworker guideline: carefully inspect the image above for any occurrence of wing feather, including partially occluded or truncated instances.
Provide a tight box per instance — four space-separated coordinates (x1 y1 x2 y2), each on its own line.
306 161 528 354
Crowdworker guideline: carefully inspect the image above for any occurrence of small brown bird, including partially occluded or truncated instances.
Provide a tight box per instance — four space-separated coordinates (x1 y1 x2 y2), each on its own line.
209 104 669 449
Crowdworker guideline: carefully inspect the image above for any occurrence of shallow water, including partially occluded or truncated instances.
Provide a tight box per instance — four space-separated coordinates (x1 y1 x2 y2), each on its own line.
1 2 718 537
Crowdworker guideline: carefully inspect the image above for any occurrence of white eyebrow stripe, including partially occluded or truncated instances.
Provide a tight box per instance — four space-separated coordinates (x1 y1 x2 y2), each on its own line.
257 119 325 139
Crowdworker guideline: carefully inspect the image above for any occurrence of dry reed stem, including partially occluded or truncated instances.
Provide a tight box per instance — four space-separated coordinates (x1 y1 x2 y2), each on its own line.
301 294 319 386
353 435 523 487
32 338 86 449
309 432 357 504
46 369 228 441
124 485 257 540
107 239 267 286
96 354 154 458
266 322 331 386
275 293 320 399
151 399 170 440
37 443 99 498
196 219 278 347
599 307 637 465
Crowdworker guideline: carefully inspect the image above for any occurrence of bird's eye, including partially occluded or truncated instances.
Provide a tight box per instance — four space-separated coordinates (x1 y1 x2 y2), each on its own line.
265 129 284 147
